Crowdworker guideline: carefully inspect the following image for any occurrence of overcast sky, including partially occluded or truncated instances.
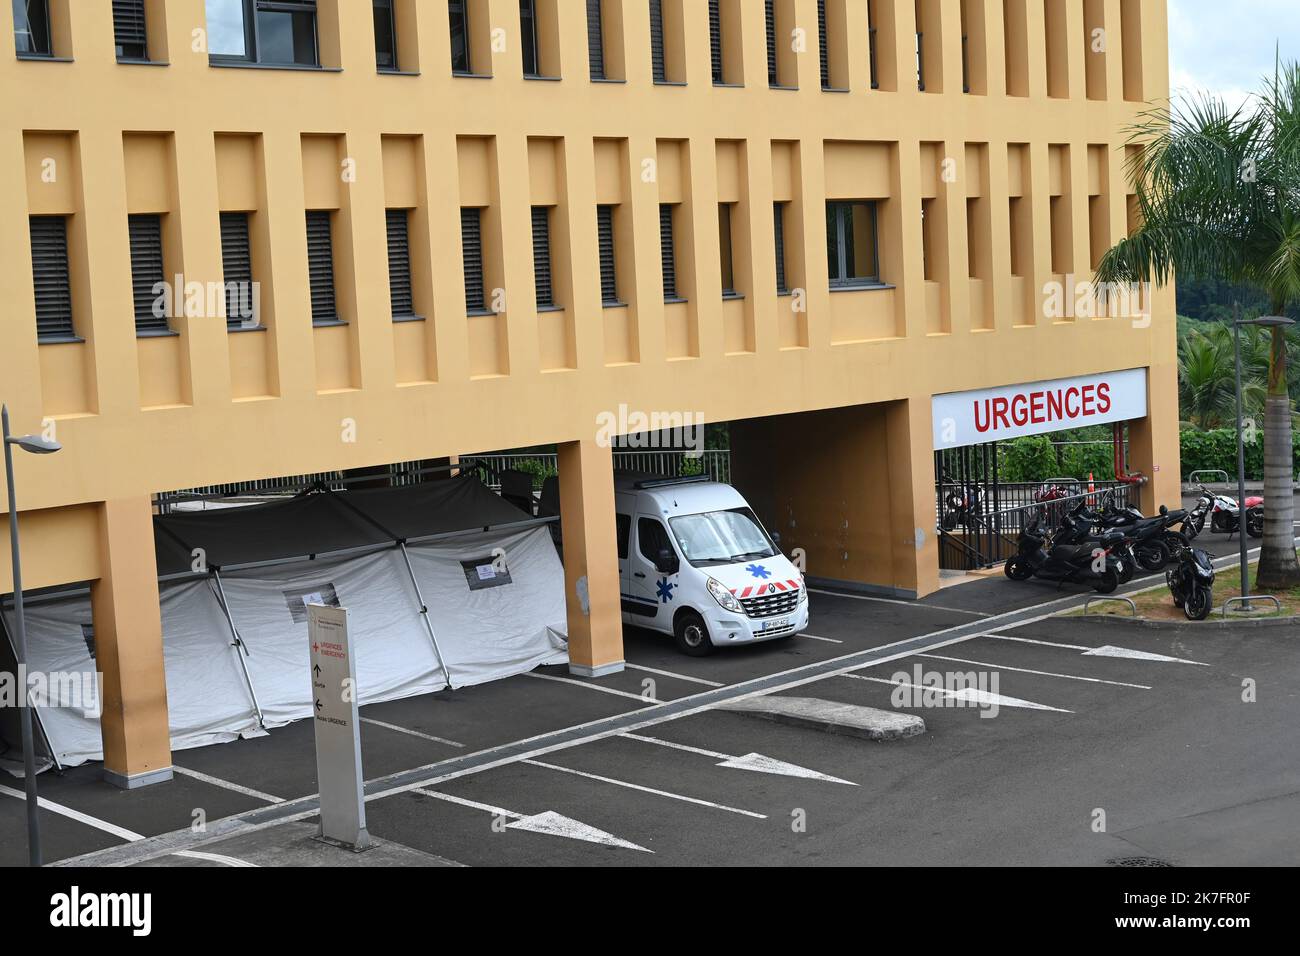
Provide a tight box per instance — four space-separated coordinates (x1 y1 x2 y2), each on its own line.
1168 0 1300 111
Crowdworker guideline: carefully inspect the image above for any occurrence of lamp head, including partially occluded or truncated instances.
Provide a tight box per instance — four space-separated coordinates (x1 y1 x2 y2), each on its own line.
1237 315 1296 329
7 435 61 455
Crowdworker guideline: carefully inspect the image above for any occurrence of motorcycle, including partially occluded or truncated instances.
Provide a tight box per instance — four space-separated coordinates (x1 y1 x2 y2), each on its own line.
1004 511 1127 593
1166 544 1216 621
1184 483 1263 540
1071 492 1186 572
941 484 985 531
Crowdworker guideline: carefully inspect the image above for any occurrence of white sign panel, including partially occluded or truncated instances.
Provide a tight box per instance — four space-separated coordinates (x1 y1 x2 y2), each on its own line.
932 368 1148 450
308 604 371 851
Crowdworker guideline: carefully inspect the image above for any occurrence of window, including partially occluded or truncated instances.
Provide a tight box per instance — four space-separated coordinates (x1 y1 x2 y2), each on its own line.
220 211 256 329
649 0 665 83
374 0 397 71
774 201 788 293
461 207 485 313
596 205 618 305
659 203 678 301
205 0 320 67
128 214 168 334
29 216 74 341
385 208 415 318
585 0 604 79
764 0 776 86
520 0 539 77
668 508 776 568
638 517 672 564
867 0 879 88
616 513 631 560
826 201 880 287
113 0 149 60
13 0 52 56
449 0 471 73
817 0 830 89
719 203 737 296
708 0 722 83
531 205 555 308
305 209 338 325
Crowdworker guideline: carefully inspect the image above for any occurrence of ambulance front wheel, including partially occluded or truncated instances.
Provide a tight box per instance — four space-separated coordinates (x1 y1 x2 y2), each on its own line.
675 610 715 657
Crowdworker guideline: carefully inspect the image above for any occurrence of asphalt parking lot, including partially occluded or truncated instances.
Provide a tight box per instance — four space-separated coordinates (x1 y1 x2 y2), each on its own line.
3 529 1296 867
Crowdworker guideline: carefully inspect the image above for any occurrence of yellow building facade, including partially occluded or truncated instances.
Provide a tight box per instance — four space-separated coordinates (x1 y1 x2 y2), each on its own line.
1 0 1178 786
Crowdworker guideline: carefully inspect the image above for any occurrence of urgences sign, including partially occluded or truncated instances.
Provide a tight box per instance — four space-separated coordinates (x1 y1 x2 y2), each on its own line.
932 368 1148 449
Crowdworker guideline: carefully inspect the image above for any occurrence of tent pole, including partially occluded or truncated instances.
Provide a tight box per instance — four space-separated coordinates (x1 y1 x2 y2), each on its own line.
399 542 455 690
210 570 268 730
0 609 62 773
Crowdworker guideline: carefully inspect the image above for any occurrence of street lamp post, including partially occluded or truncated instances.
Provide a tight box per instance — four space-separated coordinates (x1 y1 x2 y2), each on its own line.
2 405 61 867
1233 313 1297 607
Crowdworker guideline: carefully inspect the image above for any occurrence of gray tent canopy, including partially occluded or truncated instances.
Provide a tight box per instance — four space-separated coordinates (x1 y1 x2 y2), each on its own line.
154 474 542 578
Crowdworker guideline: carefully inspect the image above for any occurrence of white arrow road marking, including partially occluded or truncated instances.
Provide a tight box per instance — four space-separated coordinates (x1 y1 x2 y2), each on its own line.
987 634 1207 665
917 653 1153 689
620 732 856 785
845 676 1074 713
523 759 768 818
412 787 651 852
524 671 658 703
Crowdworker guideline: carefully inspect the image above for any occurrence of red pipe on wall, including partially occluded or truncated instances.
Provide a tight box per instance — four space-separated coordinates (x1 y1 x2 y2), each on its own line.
1113 422 1147 486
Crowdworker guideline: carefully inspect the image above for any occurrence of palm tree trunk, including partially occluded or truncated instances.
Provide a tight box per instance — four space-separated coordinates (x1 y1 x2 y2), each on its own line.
1255 325 1300 591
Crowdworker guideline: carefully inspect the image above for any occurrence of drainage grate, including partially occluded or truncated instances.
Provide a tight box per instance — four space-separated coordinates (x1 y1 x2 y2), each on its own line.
1107 856 1175 867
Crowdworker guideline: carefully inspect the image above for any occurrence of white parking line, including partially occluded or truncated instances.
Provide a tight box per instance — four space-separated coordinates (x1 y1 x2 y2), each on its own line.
809 588 991 617
844 675 1074 713
0 783 144 842
172 765 284 803
522 759 767 818
800 633 844 644
917 653 1152 689
984 634 1208 665
620 733 856 784
361 717 465 748
524 671 658 703
985 634 1090 651
624 663 724 688
173 850 259 867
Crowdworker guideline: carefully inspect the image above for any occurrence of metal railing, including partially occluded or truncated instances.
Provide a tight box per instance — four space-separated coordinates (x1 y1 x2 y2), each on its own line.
463 448 732 491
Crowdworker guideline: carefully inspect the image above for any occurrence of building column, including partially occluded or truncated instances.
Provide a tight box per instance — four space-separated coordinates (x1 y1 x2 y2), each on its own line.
731 398 940 600
1128 357 1182 516
92 496 172 789
556 439 624 677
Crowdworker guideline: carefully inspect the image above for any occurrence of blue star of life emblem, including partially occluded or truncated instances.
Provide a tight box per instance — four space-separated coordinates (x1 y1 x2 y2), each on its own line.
745 563 771 579
656 577 676 603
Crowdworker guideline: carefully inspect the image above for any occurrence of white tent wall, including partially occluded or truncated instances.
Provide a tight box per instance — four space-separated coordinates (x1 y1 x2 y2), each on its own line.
404 525 569 687
218 547 444 726
1 581 262 769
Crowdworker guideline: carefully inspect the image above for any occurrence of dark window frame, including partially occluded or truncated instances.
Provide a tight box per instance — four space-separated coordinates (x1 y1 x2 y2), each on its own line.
597 204 619 306
764 0 777 87
461 206 487 314
531 205 556 309
708 0 723 84
374 0 398 71
519 0 541 78
659 203 678 302
206 0 321 68
128 213 170 335
220 211 257 330
449 0 472 74
385 207 416 319
13 0 53 57
586 0 605 80
826 200 882 288
649 0 666 84
113 0 150 61
817 0 830 89
774 200 789 294
305 208 340 326
29 215 76 342
637 516 671 564
719 202 738 297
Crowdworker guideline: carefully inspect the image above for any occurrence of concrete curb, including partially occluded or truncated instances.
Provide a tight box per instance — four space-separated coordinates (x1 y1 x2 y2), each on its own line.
1073 614 1300 632
718 696 926 740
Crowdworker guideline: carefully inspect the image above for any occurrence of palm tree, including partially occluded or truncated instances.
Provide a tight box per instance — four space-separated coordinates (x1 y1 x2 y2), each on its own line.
1098 62 1300 590
1177 324 1269 429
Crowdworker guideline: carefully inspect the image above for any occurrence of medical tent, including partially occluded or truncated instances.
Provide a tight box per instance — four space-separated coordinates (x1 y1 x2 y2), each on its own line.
1 476 568 769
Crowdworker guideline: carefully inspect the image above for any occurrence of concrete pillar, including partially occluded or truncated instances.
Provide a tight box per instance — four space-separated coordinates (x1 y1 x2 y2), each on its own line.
732 399 940 600
1128 353 1182 516
92 496 172 789
556 439 624 676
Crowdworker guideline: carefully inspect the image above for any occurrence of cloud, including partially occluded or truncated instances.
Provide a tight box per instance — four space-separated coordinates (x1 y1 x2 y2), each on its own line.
1168 0 1299 103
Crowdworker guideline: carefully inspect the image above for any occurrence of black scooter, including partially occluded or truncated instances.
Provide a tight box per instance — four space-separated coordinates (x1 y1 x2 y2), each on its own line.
1070 495 1185 572
1004 512 1126 593
1166 544 1216 621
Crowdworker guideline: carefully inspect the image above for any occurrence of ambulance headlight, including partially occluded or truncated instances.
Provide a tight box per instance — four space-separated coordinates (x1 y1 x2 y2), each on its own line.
798 573 808 604
707 578 743 612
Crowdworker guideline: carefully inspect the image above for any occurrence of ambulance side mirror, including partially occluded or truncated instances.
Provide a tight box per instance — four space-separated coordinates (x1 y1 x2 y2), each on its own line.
654 549 679 575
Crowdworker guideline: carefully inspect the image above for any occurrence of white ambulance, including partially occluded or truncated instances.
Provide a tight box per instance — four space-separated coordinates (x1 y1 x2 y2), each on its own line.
614 473 809 656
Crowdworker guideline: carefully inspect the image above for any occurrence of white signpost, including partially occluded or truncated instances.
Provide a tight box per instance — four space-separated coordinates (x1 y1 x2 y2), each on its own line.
307 604 371 851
